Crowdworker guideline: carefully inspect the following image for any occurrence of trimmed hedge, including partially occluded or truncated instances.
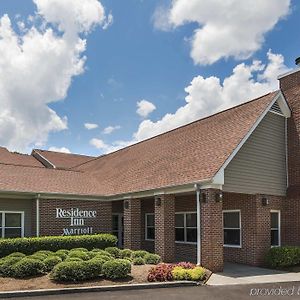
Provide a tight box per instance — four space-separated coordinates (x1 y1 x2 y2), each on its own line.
132 257 145 265
0 256 23 277
0 234 117 258
105 247 121 258
172 266 205 281
265 246 300 268
131 250 148 259
12 258 45 278
144 253 161 265
102 259 131 279
44 256 63 272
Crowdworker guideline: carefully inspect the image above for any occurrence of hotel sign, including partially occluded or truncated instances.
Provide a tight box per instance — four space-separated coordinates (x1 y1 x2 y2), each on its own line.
56 208 97 235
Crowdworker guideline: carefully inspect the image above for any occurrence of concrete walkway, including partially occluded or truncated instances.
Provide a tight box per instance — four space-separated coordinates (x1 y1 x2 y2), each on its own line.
207 263 300 285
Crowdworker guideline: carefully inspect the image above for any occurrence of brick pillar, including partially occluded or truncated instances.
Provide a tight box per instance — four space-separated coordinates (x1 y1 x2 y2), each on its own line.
124 199 142 250
201 189 223 272
154 194 175 262
98 201 112 234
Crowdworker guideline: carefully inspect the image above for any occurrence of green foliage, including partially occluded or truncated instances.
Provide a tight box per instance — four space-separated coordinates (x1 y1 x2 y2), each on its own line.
12 258 45 278
132 257 145 265
171 266 205 281
50 261 88 282
0 234 117 258
55 250 69 260
0 256 23 277
28 254 48 261
104 247 121 258
64 257 83 263
6 252 26 259
69 248 88 253
85 258 106 278
93 254 113 262
120 249 132 259
144 253 161 265
131 250 149 259
67 250 90 261
44 256 63 272
34 250 54 257
265 246 300 268
102 259 131 279
188 267 206 281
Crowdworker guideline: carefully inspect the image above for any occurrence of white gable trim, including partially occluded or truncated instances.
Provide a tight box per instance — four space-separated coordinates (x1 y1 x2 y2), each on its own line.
32 150 56 169
212 92 290 186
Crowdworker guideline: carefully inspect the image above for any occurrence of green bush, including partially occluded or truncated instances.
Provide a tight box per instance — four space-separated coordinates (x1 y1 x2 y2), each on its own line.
265 246 300 268
28 254 48 261
105 247 121 258
172 266 205 281
69 248 88 253
120 249 132 259
144 253 161 265
35 250 54 257
93 254 113 262
85 258 107 278
6 252 26 259
50 261 88 282
67 250 90 261
133 257 145 265
188 267 206 281
64 257 83 263
44 256 63 272
12 258 45 278
102 259 131 279
0 256 23 277
0 234 117 258
55 250 69 260
131 250 148 259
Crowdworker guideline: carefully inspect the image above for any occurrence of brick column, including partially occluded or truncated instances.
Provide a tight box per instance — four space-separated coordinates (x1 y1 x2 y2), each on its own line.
201 189 223 272
154 194 175 262
123 199 142 250
98 201 112 234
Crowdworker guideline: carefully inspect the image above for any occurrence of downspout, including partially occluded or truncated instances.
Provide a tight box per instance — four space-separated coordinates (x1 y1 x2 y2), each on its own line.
36 194 40 237
195 184 201 266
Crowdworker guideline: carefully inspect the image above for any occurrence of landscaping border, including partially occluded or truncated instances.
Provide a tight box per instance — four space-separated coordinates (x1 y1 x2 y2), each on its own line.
0 281 200 298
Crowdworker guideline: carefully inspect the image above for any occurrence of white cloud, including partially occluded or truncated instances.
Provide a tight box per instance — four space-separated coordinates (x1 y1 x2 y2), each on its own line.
48 146 71 153
136 99 156 117
0 0 107 152
154 0 290 65
102 125 121 134
89 138 108 150
84 123 99 130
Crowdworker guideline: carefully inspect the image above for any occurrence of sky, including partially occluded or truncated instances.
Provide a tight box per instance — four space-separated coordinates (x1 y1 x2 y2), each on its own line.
0 0 299 156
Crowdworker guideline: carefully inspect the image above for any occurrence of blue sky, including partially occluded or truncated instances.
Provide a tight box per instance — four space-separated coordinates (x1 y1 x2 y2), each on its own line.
0 0 299 156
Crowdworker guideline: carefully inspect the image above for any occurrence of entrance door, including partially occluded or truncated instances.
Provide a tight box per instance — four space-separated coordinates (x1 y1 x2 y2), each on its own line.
112 214 124 248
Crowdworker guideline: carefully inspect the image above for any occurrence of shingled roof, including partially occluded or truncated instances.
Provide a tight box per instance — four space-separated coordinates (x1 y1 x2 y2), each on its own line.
0 91 279 197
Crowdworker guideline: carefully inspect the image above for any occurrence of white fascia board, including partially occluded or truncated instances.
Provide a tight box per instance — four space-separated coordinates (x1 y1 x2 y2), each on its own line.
277 91 291 117
212 92 285 185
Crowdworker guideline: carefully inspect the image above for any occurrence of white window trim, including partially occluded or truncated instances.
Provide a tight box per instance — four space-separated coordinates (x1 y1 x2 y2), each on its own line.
0 211 25 238
145 213 155 241
175 211 197 245
271 210 281 247
223 209 242 248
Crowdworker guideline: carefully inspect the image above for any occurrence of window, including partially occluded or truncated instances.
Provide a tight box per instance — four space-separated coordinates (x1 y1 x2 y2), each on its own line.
0 212 24 238
175 212 197 243
271 210 280 247
145 213 155 240
223 210 241 247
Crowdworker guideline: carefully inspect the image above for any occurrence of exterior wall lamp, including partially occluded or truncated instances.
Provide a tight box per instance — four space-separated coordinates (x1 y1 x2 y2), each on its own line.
124 200 129 209
155 197 162 207
261 196 269 206
215 191 223 203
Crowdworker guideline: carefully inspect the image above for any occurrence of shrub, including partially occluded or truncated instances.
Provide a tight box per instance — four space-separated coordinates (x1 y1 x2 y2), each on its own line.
144 253 161 265
120 249 132 259
44 256 63 272
55 250 69 260
102 259 131 279
131 250 148 259
67 251 90 261
6 252 26 259
50 261 88 282
105 247 121 258
85 258 107 278
176 262 195 269
12 258 45 278
69 248 88 253
34 250 54 257
64 257 83 263
188 267 206 281
0 234 117 257
133 257 145 265
147 263 174 282
28 254 48 261
0 256 23 277
172 266 191 280
93 254 113 262
265 247 300 268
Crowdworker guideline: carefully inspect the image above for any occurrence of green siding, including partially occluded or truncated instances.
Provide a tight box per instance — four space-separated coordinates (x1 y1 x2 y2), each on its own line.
223 112 287 196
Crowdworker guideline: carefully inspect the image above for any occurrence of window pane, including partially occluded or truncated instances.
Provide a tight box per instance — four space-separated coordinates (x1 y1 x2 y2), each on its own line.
271 230 279 246
186 213 197 227
147 228 155 240
271 213 279 229
112 215 119 230
5 228 21 238
224 212 240 228
0 213 2 227
175 228 184 242
186 228 197 243
5 213 21 227
147 214 154 227
175 214 184 227
224 229 240 245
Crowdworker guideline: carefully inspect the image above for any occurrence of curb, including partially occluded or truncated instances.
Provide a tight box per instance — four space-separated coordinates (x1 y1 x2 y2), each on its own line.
0 281 199 298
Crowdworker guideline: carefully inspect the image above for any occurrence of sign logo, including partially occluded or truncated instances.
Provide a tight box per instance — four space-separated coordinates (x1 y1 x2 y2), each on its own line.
56 208 97 235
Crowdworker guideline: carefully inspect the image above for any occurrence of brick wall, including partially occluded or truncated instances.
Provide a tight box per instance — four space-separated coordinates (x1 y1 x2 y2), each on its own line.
141 198 155 253
39 199 112 236
223 192 284 266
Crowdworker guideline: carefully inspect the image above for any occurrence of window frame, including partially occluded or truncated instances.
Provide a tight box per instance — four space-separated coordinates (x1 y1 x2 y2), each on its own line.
0 211 25 238
270 210 281 247
223 209 242 248
175 211 197 245
145 213 155 241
